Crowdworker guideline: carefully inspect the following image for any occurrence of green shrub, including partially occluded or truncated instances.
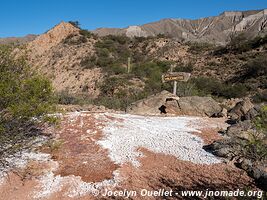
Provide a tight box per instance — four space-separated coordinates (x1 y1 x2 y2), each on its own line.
254 106 267 135
132 61 170 79
220 84 248 99
57 90 78 105
108 65 126 75
252 91 267 103
79 30 97 39
191 77 248 98
80 56 97 69
190 77 221 95
215 34 267 55
99 76 129 96
96 75 150 110
228 33 251 53
93 35 131 71
175 82 200 97
63 34 87 45
188 42 215 53
0 46 57 167
95 39 116 51
132 61 172 94
243 56 267 78
103 35 130 45
242 106 267 161
174 63 194 73
0 47 56 120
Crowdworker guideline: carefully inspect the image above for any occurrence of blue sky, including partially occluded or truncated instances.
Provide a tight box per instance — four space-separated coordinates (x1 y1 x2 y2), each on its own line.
1 0 267 37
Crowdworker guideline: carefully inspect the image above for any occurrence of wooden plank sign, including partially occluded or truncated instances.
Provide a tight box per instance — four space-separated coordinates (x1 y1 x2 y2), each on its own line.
162 72 191 83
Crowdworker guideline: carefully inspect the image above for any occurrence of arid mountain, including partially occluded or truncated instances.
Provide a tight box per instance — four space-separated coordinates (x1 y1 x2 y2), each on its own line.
26 22 102 96
93 9 267 44
22 19 266 101
0 34 37 45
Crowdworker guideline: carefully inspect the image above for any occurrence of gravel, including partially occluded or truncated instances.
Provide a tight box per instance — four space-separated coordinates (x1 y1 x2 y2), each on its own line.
97 113 221 167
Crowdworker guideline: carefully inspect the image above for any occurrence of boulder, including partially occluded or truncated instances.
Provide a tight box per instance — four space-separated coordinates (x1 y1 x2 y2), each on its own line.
221 98 242 110
244 107 259 120
226 120 253 139
241 161 267 191
228 98 255 121
205 131 267 191
204 139 240 159
217 107 228 118
176 96 222 117
126 91 222 117
126 90 174 115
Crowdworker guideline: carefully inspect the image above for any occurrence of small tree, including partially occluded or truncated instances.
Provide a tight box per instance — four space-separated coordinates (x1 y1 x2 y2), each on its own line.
0 46 56 169
68 21 80 29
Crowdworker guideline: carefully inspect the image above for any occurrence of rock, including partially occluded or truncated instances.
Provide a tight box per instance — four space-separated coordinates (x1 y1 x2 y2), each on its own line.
256 169 267 191
228 98 255 121
206 128 267 191
127 90 175 115
244 107 259 120
126 91 222 117
215 107 228 118
236 159 267 190
221 98 242 110
204 139 237 159
248 165 267 191
226 120 253 139
176 96 222 117
239 158 253 170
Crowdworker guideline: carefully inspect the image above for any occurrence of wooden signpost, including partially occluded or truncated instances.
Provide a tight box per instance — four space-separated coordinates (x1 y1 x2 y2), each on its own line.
162 72 191 95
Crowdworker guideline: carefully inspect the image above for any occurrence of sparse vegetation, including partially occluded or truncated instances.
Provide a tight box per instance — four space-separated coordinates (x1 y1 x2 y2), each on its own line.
79 29 98 40
0 46 57 168
63 34 87 45
188 42 215 54
241 106 267 162
80 56 97 69
252 91 267 103
94 35 131 68
243 56 267 80
174 63 194 73
214 34 267 55
190 77 248 98
59 25 267 111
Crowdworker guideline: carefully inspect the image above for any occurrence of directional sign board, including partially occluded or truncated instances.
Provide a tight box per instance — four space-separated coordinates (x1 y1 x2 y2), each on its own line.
162 72 191 83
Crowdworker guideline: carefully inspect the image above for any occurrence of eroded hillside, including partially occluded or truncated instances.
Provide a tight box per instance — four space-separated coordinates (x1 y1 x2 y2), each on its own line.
93 9 267 44
17 21 265 110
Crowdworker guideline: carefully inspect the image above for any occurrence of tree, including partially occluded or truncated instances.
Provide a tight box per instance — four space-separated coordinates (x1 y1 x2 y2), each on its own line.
68 21 80 29
0 45 56 169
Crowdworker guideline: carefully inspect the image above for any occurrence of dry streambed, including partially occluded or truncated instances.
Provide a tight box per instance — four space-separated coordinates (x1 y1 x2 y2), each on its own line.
0 112 258 199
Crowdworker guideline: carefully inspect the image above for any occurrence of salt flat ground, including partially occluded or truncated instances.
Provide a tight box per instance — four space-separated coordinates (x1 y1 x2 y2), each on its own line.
0 112 256 200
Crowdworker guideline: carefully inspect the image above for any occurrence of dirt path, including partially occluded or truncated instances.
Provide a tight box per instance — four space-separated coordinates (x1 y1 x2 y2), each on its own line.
0 112 259 200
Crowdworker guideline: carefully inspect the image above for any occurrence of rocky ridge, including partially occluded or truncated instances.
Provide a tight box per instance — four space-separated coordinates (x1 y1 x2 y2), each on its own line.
26 22 102 96
93 9 267 44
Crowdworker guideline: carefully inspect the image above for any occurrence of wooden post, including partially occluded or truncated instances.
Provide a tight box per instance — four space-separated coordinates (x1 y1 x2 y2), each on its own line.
127 57 131 73
170 64 177 95
173 80 177 95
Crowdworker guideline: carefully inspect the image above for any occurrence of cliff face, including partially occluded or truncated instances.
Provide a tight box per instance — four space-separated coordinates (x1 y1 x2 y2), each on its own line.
93 9 267 44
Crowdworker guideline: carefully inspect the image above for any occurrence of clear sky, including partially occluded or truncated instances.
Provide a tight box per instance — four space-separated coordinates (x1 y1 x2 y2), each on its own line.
1 0 267 37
